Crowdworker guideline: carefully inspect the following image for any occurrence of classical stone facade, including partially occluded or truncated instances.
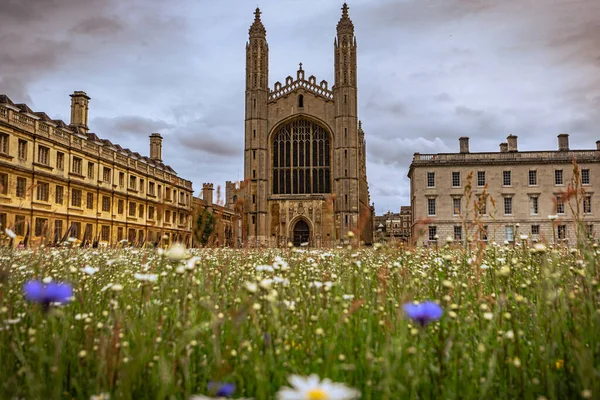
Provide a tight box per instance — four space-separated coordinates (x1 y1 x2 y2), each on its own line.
242 4 372 247
409 135 600 246
0 92 194 247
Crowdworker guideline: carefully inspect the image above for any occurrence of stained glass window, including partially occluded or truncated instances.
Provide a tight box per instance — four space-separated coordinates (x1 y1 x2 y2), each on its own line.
272 119 331 194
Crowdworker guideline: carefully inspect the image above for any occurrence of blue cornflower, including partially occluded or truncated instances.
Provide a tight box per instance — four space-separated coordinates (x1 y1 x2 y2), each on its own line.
403 301 443 326
23 280 73 307
207 382 235 397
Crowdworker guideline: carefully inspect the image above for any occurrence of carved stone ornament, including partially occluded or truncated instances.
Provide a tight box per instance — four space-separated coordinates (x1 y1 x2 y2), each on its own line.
297 202 305 215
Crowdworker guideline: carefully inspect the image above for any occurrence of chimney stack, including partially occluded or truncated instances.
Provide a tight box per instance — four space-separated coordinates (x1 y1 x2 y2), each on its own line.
149 133 163 162
70 91 90 133
557 133 569 151
596 140 600 151
202 183 214 207
500 142 508 153
459 137 470 153
507 135 518 152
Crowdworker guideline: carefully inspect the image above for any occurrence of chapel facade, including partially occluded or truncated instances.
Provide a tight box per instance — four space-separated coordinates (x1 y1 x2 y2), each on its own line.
242 4 373 247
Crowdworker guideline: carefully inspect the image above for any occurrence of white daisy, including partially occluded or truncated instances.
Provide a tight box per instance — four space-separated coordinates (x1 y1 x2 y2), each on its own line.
186 256 200 271
189 396 252 400
81 266 99 276
165 243 189 261
90 393 111 400
134 273 158 282
276 374 360 400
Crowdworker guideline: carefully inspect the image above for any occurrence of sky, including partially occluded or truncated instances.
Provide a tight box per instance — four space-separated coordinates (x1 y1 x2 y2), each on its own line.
0 0 598 214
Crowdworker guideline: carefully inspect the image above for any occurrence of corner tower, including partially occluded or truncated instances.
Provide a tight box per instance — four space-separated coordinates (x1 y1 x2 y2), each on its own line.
333 3 360 238
244 8 269 246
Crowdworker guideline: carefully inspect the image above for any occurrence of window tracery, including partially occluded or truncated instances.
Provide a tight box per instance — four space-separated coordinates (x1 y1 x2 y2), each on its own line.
272 119 331 195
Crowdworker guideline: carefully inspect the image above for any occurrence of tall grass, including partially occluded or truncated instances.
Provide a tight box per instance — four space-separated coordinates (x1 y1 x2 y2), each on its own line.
0 240 598 399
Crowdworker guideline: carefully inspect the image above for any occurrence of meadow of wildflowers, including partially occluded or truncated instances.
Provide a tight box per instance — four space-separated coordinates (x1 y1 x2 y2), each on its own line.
0 239 599 399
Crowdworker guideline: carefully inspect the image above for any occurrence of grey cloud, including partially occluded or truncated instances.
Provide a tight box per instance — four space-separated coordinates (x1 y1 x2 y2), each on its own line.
92 116 173 137
177 134 241 158
455 106 484 117
367 136 451 167
364 98 408 116
2 0 598 214
71 16 124 35
0 0 188 101
434 93 453 103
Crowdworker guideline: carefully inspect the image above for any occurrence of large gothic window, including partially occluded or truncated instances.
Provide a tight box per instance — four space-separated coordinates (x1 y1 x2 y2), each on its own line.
272 119 331 195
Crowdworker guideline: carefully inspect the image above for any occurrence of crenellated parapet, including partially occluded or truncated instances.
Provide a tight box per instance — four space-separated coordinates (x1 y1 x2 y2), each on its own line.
269 65 333 102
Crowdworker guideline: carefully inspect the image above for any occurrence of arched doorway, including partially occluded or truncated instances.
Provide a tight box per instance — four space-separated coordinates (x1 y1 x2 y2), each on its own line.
292 219 310 247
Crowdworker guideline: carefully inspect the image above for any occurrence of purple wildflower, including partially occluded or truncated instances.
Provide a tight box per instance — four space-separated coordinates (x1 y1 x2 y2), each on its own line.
23 280 73 308
207 382 235 397
264 332 272 345
403 301 443 326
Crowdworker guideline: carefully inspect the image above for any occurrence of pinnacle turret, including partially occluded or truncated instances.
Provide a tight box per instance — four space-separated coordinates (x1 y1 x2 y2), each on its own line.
249 7 266 38
336 3 354 36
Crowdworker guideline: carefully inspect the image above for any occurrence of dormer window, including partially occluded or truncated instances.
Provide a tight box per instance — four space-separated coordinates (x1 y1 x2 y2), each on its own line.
298 94 304 108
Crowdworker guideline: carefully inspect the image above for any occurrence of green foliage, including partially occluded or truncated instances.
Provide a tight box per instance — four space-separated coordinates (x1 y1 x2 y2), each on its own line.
194 208 215 246
0 243 599 399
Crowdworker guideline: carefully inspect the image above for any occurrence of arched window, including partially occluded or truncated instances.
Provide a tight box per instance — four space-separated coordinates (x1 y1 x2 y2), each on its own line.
272 119 331 195
298 94 304 108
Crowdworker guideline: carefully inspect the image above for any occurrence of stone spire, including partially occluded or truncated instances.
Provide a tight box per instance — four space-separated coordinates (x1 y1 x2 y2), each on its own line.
336 3 354 36
249 7 266 38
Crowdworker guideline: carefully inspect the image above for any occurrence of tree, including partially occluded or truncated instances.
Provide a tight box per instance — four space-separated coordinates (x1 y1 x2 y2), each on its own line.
194 208 215 246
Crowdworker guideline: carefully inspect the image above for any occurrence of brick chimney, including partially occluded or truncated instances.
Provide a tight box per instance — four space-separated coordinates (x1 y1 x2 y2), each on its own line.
202 183 214 207
507 135 518 152
500 142 508 153
459 137 469 153
149 133 163 162
70 91 90 133
557 133 569 151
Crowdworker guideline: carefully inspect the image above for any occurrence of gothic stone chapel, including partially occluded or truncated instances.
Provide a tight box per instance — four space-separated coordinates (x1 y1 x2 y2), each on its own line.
243 4 373 247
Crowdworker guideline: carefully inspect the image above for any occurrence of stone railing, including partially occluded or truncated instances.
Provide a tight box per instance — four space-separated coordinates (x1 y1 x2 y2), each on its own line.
84 141 97 152
0 105 193 187
38 123 50 133
269 76 333 102
413 150 599 164
52 129 70 144
13 113 35 127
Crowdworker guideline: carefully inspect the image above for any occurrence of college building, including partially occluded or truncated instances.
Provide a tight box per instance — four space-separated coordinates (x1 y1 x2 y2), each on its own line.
241 4 373 247
409 134 600 246
0 91 194 247
373 206 412 243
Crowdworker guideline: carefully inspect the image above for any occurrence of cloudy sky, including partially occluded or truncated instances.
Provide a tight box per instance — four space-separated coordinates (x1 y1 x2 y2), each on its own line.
1 0 598 213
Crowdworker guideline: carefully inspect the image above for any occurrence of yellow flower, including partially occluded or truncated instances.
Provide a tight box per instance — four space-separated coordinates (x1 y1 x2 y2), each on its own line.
555 359 564 369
